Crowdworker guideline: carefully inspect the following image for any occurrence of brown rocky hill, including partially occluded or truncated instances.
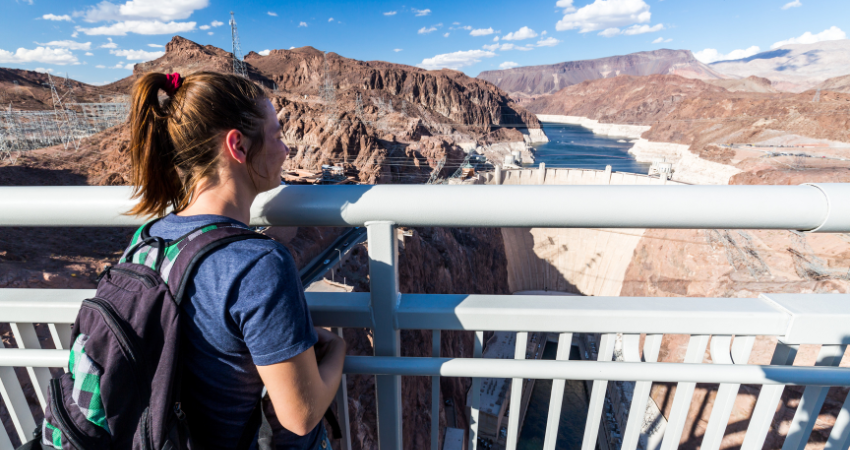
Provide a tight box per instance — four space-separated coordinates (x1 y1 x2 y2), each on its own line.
815 73 850 93
704 75 778 93
0 67 121 110
477 49 726 99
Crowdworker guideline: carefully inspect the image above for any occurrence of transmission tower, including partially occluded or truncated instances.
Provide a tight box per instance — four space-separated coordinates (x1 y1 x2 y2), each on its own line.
355 93 364 121
426 157 446 184
47 72 79 150
229 12 248 78
321 52 339 125
813 88 821 103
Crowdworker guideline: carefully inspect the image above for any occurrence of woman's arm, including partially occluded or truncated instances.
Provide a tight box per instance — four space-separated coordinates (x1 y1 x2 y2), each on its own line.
256 327 346 436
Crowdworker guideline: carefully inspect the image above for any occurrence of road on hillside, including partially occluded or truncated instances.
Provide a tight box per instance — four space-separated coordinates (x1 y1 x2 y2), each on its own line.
300 227 368 285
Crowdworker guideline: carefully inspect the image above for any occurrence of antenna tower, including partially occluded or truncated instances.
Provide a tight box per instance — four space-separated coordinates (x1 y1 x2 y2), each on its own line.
321 52 339 125
229 12 248 78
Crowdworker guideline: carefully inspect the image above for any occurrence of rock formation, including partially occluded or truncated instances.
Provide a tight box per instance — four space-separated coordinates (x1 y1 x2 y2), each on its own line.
477 49 726 100
0 67 120 111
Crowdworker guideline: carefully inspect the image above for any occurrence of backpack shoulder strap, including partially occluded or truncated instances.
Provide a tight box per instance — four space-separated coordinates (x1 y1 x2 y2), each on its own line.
164 225 272 305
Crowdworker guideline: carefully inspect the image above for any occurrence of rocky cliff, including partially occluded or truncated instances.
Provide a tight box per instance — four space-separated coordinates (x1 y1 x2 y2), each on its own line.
477 49 725 99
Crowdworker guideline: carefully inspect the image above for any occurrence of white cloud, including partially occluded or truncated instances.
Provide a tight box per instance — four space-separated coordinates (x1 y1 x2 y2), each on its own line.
329 17 334 22
147 43 163 47
34 40 92 50
470 27 494 36
482 43 500 51
100 38 118 49
771 26 846 49
537 37 561 47
419 26 438 34
384 11 397 16
503 26 538 41
499 43 533 51
96 64 106 68
458 25 472 30
493 36 500 42
111 62 134 69
207 31 213 35
42 14 73 21
557 0 652 33
199 24 210 30
623 23 663 35
556 0 576 12
110 48 164 61
418 49 496 70
500 61 519 69
413 8 431 16
211 20 223 27
299 21 307 27
85 51 94 55
34 67 54 73
71 31 79 38
652 37 673 44
444 32 450 37
0 46 79 65
541 30 548 35
79 0 208 22
599 27 621 37
258 49 270 56
76 20 196 35
394 48 403 52
453 22 460 25
781 0 802 9
268 11 277 17
694 46 761 63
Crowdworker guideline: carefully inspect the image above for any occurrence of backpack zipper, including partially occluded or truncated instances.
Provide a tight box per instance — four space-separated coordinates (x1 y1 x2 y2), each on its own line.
109 267 156 288
82 298 149 400
50 378 95 449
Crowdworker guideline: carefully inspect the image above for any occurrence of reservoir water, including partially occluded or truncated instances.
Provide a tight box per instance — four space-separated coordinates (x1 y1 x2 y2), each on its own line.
530 122 651 174
518 343 590 450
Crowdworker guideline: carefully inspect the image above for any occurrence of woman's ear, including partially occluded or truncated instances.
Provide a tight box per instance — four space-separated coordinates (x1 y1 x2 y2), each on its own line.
224 129 249 164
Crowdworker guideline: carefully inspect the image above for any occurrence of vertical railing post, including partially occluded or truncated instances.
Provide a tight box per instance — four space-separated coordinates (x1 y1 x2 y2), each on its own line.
366 221 402 450
431 330 441 450
334 327 353 450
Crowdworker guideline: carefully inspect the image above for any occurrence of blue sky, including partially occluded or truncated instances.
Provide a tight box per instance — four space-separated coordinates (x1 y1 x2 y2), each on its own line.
1 0 849 85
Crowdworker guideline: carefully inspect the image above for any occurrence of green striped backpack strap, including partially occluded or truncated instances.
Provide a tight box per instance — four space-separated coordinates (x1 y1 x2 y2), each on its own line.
120 220 262 285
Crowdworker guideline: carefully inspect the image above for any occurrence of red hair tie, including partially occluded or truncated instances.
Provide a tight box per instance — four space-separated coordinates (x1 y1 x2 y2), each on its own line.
164 73 182 96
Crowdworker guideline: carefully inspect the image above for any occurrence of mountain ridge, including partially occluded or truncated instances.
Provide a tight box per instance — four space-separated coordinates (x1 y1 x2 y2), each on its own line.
476 49 726 99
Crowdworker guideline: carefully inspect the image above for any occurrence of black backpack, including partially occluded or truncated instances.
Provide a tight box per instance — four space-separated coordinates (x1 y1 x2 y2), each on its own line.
28 221 271 450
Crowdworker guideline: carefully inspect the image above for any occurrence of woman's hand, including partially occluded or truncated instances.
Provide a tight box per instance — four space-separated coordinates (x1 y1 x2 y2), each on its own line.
314 327 344 362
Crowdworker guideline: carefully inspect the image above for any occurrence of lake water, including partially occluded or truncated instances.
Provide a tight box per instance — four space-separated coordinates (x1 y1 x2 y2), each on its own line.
530 123 651 174
518 343 590 450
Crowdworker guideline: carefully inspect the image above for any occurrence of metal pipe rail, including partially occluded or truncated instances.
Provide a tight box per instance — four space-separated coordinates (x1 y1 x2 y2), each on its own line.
2 183 850 231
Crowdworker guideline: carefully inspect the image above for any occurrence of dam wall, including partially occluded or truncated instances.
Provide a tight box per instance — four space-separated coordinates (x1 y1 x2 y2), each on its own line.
470 167 682 296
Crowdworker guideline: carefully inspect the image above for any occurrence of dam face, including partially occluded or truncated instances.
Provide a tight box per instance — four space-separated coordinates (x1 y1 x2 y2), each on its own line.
473 167 681 296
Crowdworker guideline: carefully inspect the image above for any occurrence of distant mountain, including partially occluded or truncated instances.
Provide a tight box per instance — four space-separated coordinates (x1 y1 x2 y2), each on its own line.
476 49 726 99
709 39 850 93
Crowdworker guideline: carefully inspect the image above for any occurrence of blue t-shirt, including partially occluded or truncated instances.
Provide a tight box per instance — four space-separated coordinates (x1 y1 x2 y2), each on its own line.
149 213 321 450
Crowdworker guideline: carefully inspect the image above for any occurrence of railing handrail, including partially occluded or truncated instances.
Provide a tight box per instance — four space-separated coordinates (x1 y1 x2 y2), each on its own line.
3 290 849 344
0 350 846 387
2 184 850 231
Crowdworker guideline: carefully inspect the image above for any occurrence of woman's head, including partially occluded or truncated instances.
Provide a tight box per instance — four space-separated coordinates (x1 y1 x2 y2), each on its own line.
128 71 289 218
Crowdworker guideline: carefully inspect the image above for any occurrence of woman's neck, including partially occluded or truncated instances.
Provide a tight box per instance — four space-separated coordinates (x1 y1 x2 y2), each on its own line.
177 180 256 225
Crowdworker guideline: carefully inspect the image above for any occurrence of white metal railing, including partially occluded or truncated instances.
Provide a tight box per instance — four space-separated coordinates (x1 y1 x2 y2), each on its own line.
1 184 850 450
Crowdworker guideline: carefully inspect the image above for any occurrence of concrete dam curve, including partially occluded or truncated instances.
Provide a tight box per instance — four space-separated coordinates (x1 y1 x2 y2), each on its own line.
470 167 682 296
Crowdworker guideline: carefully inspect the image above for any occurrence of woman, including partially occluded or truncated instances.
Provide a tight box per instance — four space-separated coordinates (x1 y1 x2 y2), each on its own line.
127 71 345 450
